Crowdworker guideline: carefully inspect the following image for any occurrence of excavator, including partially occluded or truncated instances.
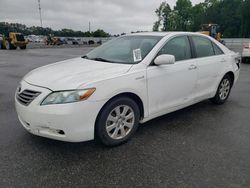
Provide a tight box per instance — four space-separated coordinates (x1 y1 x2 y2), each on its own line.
199 24 225 45
0 32 28 50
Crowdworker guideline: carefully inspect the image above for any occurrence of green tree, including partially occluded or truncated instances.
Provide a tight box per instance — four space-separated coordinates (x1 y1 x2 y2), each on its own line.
0 22 111 37
174 0 193 31
190 3 206 31
93 29 110 37
240 0 250 37
153 0 250 37
153 2 172 31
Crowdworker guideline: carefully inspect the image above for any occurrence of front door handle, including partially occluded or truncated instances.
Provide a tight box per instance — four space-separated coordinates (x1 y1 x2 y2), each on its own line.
189 64 197 70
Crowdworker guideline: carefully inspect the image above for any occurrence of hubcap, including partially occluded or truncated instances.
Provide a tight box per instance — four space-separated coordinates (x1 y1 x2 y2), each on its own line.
219 79 230 100
106 105 135 140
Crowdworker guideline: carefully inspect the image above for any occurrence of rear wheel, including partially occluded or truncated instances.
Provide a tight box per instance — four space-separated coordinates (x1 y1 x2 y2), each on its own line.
95 97 140 146
210 75 233 105
5 41 10 49
20 45 26 50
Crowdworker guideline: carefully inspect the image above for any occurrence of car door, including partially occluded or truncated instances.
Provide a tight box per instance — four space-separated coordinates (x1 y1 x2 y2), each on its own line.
191 36 225 99
147 35 197 115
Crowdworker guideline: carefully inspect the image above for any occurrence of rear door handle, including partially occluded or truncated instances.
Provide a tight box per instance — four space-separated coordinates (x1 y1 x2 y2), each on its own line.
188 64 197 70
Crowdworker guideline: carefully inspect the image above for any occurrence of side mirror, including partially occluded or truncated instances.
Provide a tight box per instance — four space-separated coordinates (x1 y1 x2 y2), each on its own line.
154 54 175 65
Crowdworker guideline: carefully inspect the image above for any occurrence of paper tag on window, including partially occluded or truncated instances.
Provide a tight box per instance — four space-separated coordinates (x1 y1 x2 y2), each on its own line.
133 49 142 62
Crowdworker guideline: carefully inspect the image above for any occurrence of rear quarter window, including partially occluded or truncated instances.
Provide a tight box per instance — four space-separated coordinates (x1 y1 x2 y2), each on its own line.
192 36 215 58
212 43 224 55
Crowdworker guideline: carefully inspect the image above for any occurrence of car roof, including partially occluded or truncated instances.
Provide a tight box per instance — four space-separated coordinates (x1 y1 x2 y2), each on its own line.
128 32 170 36
128 31 207 37
128 31 232 54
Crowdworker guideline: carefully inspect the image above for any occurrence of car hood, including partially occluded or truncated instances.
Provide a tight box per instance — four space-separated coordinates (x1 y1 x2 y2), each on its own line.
24 57 133 91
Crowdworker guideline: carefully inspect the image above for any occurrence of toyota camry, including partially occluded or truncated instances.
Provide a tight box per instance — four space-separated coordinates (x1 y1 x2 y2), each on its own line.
15 32 240 146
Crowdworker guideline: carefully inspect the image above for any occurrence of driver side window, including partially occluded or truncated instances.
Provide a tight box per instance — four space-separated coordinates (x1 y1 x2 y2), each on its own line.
158 36 192 62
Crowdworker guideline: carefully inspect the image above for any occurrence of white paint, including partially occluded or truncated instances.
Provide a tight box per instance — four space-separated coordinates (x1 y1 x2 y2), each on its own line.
15 32 240 142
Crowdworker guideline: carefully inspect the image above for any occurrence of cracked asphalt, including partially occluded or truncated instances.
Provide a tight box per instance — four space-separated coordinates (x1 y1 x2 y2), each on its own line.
0 48 250 188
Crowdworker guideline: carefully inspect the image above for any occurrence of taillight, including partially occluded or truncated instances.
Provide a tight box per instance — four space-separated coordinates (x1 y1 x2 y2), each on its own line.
244 44 250 49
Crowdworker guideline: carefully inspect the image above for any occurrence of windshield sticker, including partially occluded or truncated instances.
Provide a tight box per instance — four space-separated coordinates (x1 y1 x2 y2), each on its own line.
133 49 142 62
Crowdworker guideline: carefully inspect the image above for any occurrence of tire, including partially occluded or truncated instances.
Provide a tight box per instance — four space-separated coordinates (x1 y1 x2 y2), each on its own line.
5 41 10 50
6 41 16 50
242 57 246 63
20 45 26 50
210 75 233 105
242 57 250 64
95 97 140 146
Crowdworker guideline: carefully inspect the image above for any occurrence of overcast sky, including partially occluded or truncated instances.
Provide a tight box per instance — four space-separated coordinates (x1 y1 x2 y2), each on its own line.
0 0 204 34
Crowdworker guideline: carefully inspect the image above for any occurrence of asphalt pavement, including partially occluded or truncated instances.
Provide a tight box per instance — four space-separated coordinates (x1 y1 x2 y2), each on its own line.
0 48 250 188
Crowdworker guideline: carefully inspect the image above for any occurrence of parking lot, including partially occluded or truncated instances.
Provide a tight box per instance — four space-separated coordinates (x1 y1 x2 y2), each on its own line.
0 47 250 187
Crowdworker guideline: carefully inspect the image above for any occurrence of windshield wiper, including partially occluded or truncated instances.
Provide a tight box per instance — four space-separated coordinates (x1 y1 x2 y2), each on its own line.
82 56 119 63
90 57 113 63
82 55 89 59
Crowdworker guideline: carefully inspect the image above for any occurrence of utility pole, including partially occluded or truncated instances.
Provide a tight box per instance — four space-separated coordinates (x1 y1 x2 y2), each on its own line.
89 21 91 33
38 0 43 27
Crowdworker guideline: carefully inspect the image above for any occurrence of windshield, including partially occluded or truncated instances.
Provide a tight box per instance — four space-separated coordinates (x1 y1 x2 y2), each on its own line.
84 35 162 64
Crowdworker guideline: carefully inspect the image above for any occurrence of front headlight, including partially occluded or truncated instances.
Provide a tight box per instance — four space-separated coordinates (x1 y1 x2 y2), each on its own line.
41 88 96 105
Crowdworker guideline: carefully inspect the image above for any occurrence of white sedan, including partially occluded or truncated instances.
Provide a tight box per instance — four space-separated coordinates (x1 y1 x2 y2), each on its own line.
15 32 240 146
242 43 250 63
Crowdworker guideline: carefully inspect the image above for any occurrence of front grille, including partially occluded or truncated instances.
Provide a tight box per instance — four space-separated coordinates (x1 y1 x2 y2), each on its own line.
16 90 41 106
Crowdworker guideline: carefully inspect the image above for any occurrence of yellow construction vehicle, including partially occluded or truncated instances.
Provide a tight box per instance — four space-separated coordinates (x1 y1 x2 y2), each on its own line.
200 24 225 44
0 32 28 50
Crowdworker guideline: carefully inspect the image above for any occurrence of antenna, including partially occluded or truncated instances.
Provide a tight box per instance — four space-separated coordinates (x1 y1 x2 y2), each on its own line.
38 0 43 27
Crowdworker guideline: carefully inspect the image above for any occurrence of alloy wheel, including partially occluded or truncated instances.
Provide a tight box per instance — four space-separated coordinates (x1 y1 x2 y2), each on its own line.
219 79 231 100
106 105 135 140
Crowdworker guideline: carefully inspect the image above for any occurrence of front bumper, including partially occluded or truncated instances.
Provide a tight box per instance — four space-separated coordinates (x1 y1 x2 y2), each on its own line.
15 80 105 142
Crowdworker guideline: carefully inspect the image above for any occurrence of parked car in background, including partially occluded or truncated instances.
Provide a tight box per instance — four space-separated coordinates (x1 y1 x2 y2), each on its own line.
0 34 3 49
242 43 250 63
34 36 44 43
59 37 67 45
88 40 95 45
76 38 82 45
66 38 79 45
26 35 35 42
15 32 240 146
97 40 102 45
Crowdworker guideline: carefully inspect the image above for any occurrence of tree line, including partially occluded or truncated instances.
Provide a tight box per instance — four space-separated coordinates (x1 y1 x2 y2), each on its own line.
153 0 250 38
0 22 111 37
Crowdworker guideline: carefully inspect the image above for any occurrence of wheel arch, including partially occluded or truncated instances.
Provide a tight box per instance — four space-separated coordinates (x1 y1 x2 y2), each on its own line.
224 71 235 85
94 92 145 137
97 92 144 120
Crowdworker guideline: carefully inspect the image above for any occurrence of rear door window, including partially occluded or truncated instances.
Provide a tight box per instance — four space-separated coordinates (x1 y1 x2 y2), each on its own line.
192 36 215 58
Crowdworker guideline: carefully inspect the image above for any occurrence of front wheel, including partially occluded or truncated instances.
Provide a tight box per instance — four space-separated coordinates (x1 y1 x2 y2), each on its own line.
210 75 233 105
95 97 140 146
6 41 16 50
